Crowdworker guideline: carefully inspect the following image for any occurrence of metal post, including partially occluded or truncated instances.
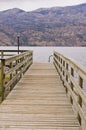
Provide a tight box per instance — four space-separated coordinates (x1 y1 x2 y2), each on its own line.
17 35 20 54
48 55 53 62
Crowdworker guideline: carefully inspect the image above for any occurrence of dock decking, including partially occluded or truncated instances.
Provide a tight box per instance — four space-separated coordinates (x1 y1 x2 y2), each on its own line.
0 63 80 129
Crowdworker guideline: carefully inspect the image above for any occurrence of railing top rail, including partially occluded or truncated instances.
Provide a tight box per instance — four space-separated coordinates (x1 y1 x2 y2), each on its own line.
54 51 86 128
0 50 33 101
0 50 26 52
54 51 86 79
0 50 33 65
0 50 32 59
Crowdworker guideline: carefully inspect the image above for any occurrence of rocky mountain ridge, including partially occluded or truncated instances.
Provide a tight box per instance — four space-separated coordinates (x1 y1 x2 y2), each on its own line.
0 3 86 46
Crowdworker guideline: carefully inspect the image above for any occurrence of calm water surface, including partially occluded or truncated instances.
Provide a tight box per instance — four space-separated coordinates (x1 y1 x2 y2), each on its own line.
0 46 86 92
1 46 86 66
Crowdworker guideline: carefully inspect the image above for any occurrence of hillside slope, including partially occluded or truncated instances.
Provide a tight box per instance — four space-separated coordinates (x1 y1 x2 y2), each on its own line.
0 4 86 46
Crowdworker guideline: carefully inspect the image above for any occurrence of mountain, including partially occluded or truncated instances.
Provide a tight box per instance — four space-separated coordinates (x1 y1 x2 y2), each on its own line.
0 4 86 46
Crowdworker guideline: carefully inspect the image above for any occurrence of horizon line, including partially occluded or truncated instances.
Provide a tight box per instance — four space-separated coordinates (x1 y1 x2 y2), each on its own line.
0 3 86 12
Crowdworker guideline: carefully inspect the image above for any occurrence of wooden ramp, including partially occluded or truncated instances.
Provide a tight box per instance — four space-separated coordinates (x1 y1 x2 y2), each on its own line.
0 63 80 130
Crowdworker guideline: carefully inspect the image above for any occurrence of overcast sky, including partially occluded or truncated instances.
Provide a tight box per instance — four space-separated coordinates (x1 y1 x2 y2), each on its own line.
0 0 86 11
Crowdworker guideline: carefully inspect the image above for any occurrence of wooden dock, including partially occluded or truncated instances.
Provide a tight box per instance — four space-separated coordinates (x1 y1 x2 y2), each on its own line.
0 62 80 130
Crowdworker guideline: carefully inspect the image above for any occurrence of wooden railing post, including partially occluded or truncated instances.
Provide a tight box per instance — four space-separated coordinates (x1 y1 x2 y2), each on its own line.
16 60 18 75
63 60 65 77
70 67 75 105
70 67 74 90
71 67 74 77
61 60 65 85
1 59 5 101
0 50 33 101
10 62 13 91
65 63 68 93
78 76 83 88
77 76 83 125
53 51 86 129
66 63 68 81
78 76 83 107
60 58 62 72
1 50 4 58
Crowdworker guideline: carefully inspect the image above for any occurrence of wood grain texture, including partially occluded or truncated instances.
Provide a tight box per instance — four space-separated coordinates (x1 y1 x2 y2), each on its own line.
0 63 80 130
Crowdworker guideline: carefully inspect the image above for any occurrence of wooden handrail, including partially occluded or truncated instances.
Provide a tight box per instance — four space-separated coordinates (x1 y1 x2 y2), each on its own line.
0 50 26 58
0 50 33 101
0 50 26 52
54 51 86 129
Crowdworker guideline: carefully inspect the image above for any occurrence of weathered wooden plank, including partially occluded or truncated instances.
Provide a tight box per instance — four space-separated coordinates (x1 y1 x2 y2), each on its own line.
54 52 86 130
0 63 80 130
0 50 33 101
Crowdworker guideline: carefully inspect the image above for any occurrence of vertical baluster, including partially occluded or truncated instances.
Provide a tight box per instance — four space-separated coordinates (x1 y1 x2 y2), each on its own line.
71 67 74 77
78 76 83 107
63 60 65 76
70 67 74 104
10 62 13 91
16 59 18 75
1 59 5 101
77 76 83 125
20 57 23 78
65 63 68 93
62 60 65 85
78 76 83 89
1 50 3 58
60 58 62 73
66 63 68 82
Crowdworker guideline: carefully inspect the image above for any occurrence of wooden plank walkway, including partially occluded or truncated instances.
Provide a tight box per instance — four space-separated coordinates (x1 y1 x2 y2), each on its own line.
0 63 80 130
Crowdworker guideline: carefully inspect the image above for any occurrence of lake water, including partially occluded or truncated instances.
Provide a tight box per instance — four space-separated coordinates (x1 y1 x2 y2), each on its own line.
0 46 86 67
0 46 86 92
31 46 86 66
